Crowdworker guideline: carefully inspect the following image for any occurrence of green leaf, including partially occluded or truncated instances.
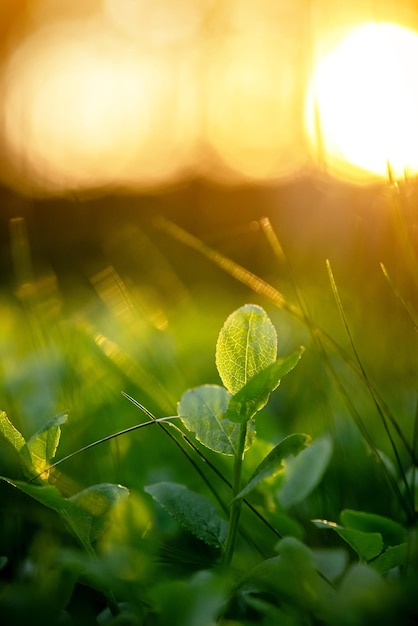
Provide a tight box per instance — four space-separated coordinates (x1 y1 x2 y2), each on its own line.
0 556 7 571
145 482 228 549
233 433 311 501
238 537 332 610
0 411 33 470
225 348 305 423
0 476 91 548
340 510 406 547
313 519 383 561
277 436 333 509
0 476 129 549
369 543 407 574
0 410 26 452
69 483 130 543
215 304 277 394
178 385 254 456
25 413 68 479
0 475 69 513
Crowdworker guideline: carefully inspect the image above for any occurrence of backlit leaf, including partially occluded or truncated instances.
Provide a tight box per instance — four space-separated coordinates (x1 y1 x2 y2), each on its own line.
69 483 130 543
234 433 311 501
225 348 305 423
145 481 228 549
26 413 67 479
0 410 26 453
178 385 254 456
215 304 277 394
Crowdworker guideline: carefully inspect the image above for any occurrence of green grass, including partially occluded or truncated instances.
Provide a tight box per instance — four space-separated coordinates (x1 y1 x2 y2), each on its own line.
0 189 417 625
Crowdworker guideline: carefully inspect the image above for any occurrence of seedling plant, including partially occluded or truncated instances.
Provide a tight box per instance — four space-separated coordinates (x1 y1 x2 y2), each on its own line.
0 300 417 624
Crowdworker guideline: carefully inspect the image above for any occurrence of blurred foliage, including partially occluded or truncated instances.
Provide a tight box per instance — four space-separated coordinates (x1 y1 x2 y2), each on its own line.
0 179 417 623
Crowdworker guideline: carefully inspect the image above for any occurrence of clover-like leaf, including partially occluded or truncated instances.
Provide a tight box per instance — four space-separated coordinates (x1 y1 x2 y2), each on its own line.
215 304 277 394
225 348 305 423
178 385 255 456
145 482 228 549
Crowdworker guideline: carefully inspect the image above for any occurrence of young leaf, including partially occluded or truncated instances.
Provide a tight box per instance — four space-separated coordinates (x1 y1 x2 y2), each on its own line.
69 483 130 543
233 433 311 501
178 385 254 456
277 436 333 509
145 481 228 549
313 519 383 561
25 413 68 479
225 348 305 423
0 410 26 453
340 510 406 547
369 543 407 574
215 304 277 394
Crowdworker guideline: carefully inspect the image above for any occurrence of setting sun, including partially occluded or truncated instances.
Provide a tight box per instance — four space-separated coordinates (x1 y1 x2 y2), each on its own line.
306 22 418 182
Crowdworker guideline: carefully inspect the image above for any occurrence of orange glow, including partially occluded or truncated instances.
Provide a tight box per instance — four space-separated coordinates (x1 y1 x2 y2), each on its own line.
0 19 198 192
205 35 306 182
306 22 418 182
0 0 311 193
2 2 418 193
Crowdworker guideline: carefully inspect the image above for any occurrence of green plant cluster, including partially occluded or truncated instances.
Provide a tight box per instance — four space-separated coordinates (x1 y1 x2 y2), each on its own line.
0 303 416 625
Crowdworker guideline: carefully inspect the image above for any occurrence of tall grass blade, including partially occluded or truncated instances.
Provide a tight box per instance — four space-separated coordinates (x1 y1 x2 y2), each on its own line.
380 263 418 333
259 218 409 514
154 216 302 318
326 260 415 520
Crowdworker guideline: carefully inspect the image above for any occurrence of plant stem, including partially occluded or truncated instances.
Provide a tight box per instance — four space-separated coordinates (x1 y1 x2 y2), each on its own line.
223 422 247 568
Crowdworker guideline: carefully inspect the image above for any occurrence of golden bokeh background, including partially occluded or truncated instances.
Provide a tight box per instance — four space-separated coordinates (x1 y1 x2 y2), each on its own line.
0 0 418 194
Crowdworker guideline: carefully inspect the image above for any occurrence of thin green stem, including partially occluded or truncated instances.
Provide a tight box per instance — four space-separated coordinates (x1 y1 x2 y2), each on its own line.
222 422 247 568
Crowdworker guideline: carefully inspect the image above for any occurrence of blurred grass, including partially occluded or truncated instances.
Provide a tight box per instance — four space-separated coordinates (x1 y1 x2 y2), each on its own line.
0 178 417 557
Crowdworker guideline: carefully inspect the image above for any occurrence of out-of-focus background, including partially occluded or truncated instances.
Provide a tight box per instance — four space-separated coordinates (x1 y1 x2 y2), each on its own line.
0 0 417 529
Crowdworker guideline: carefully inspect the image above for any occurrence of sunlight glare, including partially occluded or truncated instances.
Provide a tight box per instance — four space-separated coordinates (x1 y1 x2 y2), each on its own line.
306 22 418 182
